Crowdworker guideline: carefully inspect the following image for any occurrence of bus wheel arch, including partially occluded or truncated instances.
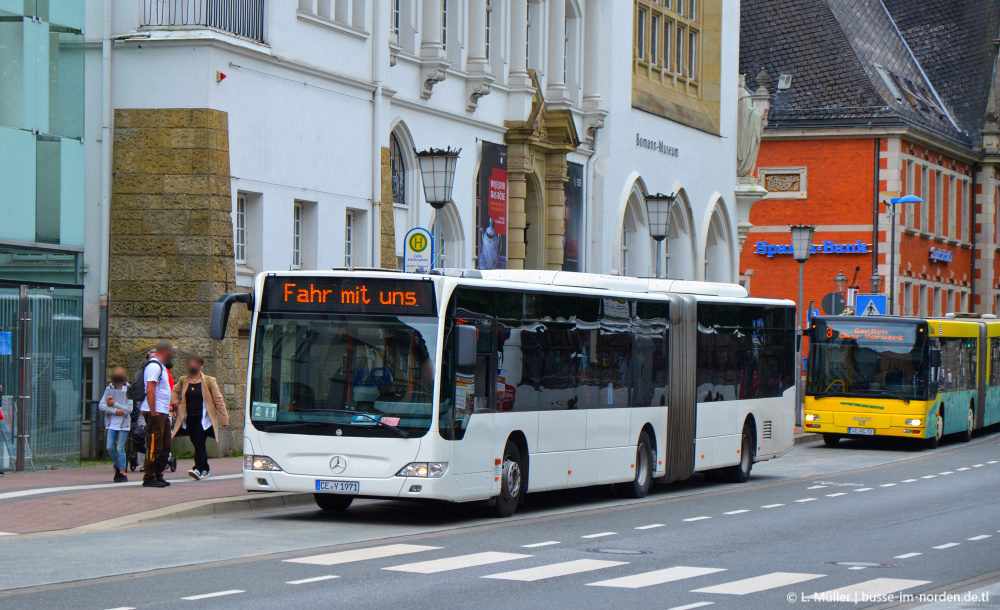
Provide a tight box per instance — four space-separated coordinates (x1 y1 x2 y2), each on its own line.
506 431 530 494
959 400 974 442
926 406 944 449
488 434 528 518
615 427 655 498
744 414 758 459
641 423 658 471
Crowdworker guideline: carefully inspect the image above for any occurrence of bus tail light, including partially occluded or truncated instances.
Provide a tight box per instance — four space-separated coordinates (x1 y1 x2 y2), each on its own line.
904 419 921 426
397 462 448 478
245 455 283 471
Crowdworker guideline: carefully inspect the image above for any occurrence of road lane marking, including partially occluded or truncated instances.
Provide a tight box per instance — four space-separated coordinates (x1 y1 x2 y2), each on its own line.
854 488 873 492
284 544 441 566
988 461 998 464
805 578 930 601
807 485 827 490
957 467 970 471
635 524 665 530
879 483 896 487
933 543 960 549
723 510 750 515
683 516 711 522
589 566 726 589
385 552 530 574
921 475 936 479
692 572 824 595
761 504 784 509
968 535 992 541
522 541 561 548
901 479 918 483
826 493 848 497
894 553 922 559
483 559 627 582
849 566 866 570
286 575 339 585
939 471 953 475
795 498 817 503
669 603 714 610
581 532 617 539
182 590 244 601
104 607 135 610
973 464 984 467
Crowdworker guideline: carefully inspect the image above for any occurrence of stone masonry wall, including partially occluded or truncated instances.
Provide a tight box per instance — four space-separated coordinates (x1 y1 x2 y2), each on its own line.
380 146 397 269
107 108 245 455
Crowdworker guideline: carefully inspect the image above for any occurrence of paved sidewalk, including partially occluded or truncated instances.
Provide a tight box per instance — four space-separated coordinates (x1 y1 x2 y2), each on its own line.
0 457 247 535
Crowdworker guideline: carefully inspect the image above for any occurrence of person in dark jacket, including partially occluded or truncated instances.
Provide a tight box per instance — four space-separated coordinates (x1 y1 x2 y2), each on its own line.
171 354 228 480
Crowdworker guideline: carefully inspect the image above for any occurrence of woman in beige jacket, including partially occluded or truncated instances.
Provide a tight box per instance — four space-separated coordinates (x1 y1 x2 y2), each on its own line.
170 354 229 480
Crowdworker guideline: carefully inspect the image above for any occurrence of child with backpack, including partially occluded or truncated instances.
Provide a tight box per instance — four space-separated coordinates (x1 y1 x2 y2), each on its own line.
99 366 131 482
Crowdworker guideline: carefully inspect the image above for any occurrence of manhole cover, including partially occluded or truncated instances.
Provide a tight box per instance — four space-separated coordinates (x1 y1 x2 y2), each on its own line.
825 561 896 568
586 549 650 555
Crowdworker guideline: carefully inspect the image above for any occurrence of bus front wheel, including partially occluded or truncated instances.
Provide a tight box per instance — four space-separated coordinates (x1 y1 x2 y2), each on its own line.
925 411 944 449
823 434 841 447
615 430 653 499
488 441 524 518
314 494 353 512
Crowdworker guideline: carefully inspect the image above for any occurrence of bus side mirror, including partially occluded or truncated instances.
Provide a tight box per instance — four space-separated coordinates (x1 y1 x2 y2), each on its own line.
928 349 941 368
210 292 253 340
454 324 477 369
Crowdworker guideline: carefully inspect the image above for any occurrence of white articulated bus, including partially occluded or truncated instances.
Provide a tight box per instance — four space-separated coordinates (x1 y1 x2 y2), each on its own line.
211 269 796 517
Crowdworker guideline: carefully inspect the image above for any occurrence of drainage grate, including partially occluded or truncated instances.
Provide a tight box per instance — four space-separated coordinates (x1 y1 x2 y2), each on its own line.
825 561 896 569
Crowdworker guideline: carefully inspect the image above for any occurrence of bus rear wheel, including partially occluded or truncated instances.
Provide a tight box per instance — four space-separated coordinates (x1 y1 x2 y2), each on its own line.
722 424 755 483
823 434 841 447
488 441 524 518
615 431 653 499
314 494 353 512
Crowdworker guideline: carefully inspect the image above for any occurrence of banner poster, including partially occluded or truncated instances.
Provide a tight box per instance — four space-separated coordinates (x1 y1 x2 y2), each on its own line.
562 162 584 271
477 141 508 270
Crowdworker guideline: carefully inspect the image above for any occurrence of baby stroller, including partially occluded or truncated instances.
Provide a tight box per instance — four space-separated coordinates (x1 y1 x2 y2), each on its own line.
125 406 177 473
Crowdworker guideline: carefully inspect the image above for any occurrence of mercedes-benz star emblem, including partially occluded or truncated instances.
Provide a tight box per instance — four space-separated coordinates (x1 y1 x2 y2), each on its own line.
330 456 348 474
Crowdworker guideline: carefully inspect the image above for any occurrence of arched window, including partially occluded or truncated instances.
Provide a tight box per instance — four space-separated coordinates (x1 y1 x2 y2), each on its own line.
390 133 406 206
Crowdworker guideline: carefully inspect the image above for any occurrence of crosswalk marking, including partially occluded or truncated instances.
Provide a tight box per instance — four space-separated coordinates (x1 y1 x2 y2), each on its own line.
968 535 992 541
933 543 960 549
894 552 922 559
635 524 665 530
805 578 930 601
761 503 784 509
181 590 244 601
693 572 824 595
879 483 896 487
683 516 711 522
826 492 847 497
723 510 750 515
285 544 441 566
286 575 339 585
581 532 617 539
669 603 714 610
588 566 726 589
522 541 561 548
483 559 627 582
795 498 816 503
384 552 530 574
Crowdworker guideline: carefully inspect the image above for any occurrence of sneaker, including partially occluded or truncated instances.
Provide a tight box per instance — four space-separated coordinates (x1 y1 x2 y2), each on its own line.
113 470 127 483
188 469 202 481
200 470 210 479
139 466 145 472
142 480 168 488
157 478 171 486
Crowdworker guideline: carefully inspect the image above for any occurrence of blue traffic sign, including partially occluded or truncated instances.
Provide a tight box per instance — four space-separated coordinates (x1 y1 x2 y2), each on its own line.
855 294 887 317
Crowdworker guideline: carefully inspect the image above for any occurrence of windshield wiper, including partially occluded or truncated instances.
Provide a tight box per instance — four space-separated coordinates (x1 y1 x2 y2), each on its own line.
255 421 334 432
303 409 411 438
838 389 911 404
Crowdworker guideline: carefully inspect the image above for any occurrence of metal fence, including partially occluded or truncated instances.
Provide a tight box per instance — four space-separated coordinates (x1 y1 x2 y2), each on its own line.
141 0 265 43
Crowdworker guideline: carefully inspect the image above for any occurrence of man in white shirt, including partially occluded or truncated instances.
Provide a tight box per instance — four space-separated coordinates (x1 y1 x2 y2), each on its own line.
141 339 175 487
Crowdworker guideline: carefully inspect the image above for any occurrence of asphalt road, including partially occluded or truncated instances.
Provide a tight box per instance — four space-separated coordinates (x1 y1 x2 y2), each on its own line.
2 431 999 610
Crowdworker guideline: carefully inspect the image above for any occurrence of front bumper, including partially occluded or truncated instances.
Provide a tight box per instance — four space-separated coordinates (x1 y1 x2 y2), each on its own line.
244 469 455 500
803 409 928 439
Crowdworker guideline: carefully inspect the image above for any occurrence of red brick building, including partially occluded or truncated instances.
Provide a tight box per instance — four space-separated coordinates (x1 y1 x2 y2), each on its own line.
739 0 1000 317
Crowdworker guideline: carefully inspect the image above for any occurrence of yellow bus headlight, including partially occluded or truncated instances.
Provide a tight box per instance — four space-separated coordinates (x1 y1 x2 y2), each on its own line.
804 414 820 422
904 419 921 426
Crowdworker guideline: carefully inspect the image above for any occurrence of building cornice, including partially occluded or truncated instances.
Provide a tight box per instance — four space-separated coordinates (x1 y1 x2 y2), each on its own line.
390 97 508 135
763 125 981 164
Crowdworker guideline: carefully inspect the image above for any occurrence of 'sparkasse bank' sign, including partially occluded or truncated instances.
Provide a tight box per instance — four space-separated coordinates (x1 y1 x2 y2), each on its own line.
755 240 872 258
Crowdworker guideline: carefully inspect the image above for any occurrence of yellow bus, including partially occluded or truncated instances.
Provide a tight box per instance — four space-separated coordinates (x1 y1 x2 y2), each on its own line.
805 314 1000 448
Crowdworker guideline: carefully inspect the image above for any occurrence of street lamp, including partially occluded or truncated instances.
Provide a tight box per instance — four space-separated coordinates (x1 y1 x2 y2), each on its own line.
644 192 675 278
886 195 922 315
833 270 848 294
416 147 461 269
869 273 884 294
789 224 815 428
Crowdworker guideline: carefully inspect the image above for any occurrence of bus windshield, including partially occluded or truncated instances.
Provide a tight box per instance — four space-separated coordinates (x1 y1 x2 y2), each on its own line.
249 313 439 437
807 319 927 401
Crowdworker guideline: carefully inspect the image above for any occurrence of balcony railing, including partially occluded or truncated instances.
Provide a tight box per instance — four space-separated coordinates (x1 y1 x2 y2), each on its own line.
141 0 265 43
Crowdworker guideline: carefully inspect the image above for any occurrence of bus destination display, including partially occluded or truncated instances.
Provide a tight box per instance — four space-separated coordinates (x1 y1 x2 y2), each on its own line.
263 277 436 316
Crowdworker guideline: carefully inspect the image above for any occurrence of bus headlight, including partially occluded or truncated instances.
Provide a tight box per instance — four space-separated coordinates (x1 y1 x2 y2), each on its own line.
244 455 283 472
804 414 820 422
397 462 448 478
904 419 922 426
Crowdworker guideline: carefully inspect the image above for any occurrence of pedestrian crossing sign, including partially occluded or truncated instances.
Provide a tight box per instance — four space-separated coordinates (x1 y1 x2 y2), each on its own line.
855 294 887 316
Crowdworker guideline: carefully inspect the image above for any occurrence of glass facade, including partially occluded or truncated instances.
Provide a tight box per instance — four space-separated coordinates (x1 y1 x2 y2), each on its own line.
0 2 85 469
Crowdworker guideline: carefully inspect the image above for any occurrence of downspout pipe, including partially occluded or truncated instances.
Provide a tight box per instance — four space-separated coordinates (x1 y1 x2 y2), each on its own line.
873 137 880 277
98 0 113 393
371 1 386 268
971 162 978 312
584 129 599 272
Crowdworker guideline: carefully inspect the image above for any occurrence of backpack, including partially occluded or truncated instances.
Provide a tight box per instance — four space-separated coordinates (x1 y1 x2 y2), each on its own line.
126 360 164 407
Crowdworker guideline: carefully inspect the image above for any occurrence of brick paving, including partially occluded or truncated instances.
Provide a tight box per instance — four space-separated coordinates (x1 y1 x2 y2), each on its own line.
0 457 246 535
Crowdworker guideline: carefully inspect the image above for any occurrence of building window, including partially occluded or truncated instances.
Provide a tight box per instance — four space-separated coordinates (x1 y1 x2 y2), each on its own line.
963 181 970 242
650 14 659 66
621 228 629 276
234 194 247 264
663 19 672 71
292 201 302 269
441 0 448 51
390 134 406 206
636 9 646 61
759 167 807 199
391 0 400 42
934 170 943 235
345 210 355 267
920 166 929 232
919 284 927 317
949 177 957 238
904 160 914 228
902 282 912 316
688 30 697 80
485 0 492 60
